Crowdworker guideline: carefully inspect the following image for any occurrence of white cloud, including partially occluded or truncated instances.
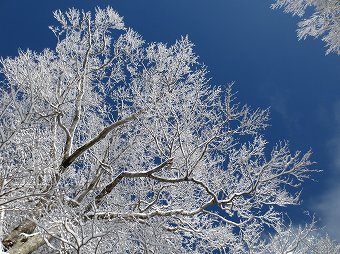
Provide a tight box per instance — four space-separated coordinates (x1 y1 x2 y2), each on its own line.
315 186 340 241
314 100 340 242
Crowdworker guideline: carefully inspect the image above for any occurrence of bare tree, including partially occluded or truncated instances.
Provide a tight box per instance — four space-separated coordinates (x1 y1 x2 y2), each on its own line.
271 0 340 55
0 7 315 253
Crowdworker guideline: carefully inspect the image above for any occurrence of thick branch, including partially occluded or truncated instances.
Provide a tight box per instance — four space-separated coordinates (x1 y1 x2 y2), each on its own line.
85 158 174 212
61 111 142 169
7 233 53 254
2 219 36 251
86 197 215 221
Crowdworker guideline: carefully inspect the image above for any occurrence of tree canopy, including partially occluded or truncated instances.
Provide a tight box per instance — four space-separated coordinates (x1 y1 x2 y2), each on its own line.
0 6 338 253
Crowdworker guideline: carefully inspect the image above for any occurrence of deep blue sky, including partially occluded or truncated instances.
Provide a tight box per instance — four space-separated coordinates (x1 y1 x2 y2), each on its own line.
1 0 339 240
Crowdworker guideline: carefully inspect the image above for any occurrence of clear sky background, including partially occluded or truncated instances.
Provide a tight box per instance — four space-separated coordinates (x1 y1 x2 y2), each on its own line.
1 0 339 241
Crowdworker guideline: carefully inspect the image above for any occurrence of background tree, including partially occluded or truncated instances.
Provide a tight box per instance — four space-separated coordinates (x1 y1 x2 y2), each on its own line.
266 220 340 253
0 7 316 253
272 0 340 55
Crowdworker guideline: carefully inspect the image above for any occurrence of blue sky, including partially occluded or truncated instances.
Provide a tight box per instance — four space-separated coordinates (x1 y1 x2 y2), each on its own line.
1 0 339 241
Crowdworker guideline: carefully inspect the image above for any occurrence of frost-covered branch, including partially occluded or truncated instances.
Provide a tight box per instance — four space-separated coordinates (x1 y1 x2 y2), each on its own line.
272 0 340 54
0 6 325 254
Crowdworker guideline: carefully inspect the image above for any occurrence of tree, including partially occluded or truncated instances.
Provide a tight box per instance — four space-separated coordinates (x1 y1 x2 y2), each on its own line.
271 0 340 55
0 7 316 253
266 220 340 253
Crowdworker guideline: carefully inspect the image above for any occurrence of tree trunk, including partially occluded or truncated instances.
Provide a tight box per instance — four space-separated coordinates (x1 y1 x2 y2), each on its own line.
3 219 36 251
